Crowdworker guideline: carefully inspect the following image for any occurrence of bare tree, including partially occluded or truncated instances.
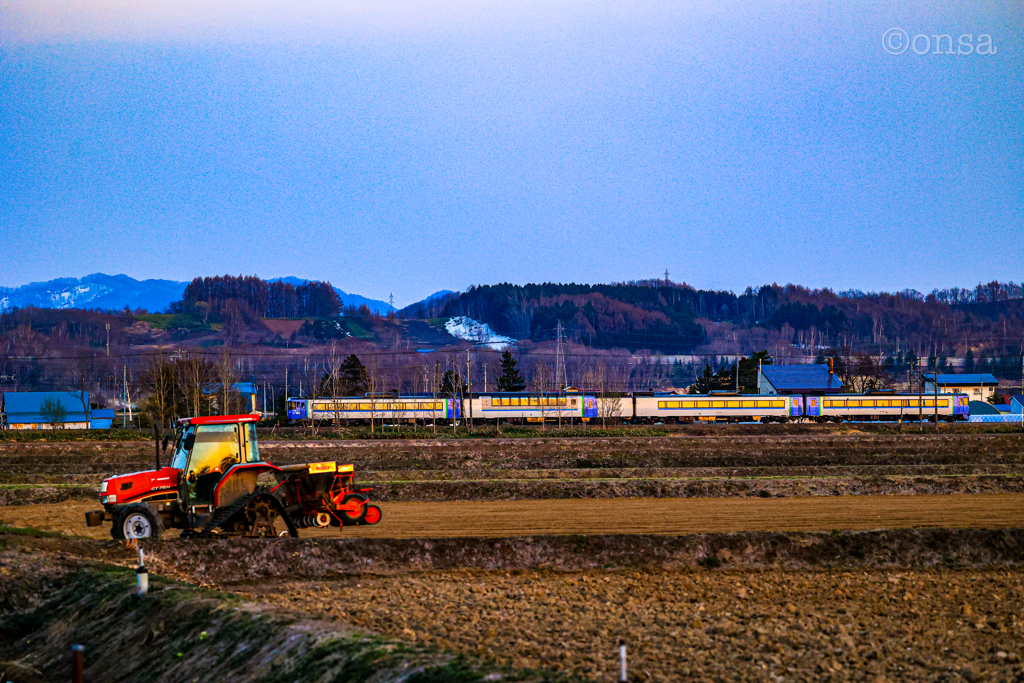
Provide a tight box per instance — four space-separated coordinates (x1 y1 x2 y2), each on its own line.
141 354 174 427
174 354 215 418
216 349 238 416
532 360 553 430
595 361 623 428
40 397 67 429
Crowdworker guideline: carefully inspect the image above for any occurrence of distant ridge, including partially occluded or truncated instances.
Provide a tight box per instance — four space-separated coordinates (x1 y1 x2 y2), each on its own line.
0 274 395 316
0 273 186 313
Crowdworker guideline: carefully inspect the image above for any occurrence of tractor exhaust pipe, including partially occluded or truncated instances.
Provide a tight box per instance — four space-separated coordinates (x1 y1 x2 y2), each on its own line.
153 423 162 471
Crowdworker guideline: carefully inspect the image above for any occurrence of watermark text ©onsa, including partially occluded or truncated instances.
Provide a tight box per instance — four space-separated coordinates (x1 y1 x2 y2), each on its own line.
882 29 997 56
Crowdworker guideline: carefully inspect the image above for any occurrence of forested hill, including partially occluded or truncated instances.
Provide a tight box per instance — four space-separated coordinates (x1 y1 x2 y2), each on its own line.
428 280 1024 356
170 275 342 321
435 282 715 354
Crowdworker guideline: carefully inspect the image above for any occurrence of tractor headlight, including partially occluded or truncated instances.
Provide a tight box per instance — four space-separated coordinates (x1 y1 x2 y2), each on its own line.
100 481 108 494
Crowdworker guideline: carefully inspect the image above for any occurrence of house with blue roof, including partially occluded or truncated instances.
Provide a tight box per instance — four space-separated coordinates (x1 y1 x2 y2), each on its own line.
1010 395 1024 415
757 364 844 395
1 391 93 429
922 373 998 402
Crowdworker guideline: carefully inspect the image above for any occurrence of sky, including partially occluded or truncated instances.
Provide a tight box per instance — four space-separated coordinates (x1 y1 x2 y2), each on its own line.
0 0 1021 306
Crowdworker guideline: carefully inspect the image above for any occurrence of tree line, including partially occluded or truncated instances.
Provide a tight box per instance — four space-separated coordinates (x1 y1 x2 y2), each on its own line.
170 275 341 321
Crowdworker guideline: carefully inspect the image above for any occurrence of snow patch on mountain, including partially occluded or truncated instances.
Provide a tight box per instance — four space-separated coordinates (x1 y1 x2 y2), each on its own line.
444 316 515 350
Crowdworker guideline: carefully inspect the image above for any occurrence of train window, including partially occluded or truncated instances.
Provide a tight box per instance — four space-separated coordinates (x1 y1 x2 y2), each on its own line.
939 399 949 407
680 401 694 408
658 401 667 409
712 401 725 408
726 401 740 408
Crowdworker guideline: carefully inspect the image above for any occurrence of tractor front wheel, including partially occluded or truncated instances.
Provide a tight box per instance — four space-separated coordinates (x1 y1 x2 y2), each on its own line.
111 503 165 540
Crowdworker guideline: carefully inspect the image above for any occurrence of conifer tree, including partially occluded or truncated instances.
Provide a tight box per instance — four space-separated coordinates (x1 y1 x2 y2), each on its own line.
439 370 466 397
340 354 368 395
496 350 525 391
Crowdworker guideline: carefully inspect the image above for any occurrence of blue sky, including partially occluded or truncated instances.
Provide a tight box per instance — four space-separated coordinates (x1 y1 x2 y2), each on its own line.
0 0 1020 305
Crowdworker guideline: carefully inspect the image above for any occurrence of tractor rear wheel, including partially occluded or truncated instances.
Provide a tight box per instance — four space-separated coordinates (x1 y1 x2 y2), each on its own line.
338 494 368 525
111 503 165 540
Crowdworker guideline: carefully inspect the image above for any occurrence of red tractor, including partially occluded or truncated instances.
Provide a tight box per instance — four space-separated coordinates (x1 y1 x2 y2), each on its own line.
84 414 382 539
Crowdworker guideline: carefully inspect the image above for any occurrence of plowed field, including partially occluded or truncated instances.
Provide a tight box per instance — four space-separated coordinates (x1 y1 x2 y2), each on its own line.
4 493 1022 540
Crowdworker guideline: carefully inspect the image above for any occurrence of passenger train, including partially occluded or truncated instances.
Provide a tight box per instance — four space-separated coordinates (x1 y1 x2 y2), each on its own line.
286 390 969 425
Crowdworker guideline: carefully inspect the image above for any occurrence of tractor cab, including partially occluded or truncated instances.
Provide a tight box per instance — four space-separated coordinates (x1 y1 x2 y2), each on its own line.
170 415 266 508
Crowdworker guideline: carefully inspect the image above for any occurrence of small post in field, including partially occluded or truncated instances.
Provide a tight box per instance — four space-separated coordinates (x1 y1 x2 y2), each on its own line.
72 644 84 683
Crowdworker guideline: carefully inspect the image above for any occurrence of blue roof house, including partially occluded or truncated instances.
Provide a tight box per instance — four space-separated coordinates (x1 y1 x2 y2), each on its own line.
1010 395 1024 415
922 374 998 402
757 365 844 395
2 391 92 429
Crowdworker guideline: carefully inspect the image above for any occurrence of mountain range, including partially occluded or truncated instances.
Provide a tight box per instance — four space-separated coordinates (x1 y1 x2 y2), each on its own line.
0 274 402 315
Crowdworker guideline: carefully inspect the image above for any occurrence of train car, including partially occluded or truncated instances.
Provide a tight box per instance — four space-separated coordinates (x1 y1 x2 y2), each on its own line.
286 396 460 423
593 395 632 423
468 392 599 424
633 392 803 423
804 392 969 422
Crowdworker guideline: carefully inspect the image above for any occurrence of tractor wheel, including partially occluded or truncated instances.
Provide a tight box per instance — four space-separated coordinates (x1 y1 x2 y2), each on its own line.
111 504 165 540
363 505 382 525
338 494 368 525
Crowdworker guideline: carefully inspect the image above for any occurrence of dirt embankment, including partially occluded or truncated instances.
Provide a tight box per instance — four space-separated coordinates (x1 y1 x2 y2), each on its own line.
0 546 558 683
2 529 1023 682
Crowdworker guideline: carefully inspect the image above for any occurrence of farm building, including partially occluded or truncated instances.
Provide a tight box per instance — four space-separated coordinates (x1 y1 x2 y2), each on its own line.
922 373 998 402
757 364 844 395
1011 395 1024 415
1 391 93 429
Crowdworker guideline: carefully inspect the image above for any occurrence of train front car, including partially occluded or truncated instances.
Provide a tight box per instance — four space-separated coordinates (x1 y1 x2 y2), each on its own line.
634 393 802 423
810 392 965 423
286 398 309 421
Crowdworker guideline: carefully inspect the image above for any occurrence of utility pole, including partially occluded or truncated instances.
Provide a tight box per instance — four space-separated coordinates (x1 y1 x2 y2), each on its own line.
556 322 566 429
467 351 473 432
934 357 940 433
918 357 923 431
105 323 110 356
284 367 289 400
433 359 440 434
483 362 488 392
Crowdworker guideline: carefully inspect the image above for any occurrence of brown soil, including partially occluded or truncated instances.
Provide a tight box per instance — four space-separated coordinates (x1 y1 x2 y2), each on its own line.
4 433 1024 505
244 567 1024 681
5 493 1023 541
3 526 1023 682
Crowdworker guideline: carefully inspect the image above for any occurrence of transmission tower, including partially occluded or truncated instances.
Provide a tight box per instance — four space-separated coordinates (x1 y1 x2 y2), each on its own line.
389 293 395 311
